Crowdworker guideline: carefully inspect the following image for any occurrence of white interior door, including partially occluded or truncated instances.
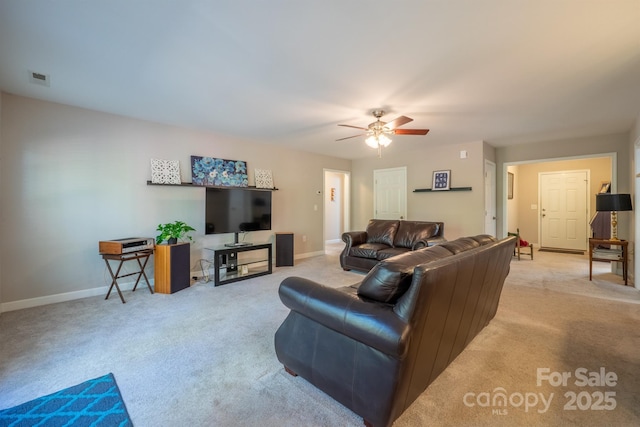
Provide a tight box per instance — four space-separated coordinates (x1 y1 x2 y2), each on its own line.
374 167 407 220
484 160 497 236
540 171 589 251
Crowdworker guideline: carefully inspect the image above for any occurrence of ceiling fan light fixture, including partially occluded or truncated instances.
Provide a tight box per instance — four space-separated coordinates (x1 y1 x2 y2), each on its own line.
336 109 427 157
378 133 392 147
365 135 379 148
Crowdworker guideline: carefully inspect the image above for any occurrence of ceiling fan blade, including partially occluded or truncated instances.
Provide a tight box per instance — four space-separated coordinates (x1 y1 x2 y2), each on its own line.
336 133 365 141
338 124 368 131
383 115 413 130
393 129 430 135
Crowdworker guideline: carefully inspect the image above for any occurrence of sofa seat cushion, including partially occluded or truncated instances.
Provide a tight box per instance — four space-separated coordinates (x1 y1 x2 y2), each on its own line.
366 219 399 247
350 243 390 259
357 245 453 303
393 221 439 249
377 247 411 260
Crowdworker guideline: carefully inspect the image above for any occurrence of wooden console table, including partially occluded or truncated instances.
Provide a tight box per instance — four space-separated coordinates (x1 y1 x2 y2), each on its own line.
101 250 154 303
588 238 628 286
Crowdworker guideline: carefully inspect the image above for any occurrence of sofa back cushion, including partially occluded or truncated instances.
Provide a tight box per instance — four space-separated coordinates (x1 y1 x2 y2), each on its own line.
393 221 440 249
470 234 498 245
357 245 453 303
366 219 399 247
439 237 482 254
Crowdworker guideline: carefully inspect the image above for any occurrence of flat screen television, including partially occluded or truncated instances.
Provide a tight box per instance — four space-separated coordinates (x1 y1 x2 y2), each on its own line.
205 188 272 237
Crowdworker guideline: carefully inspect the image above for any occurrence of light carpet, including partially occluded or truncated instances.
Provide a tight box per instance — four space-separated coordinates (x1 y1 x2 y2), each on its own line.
0 245 638 426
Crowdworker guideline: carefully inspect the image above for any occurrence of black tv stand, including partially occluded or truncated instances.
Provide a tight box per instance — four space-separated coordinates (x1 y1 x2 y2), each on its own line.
204 243 272 286
224 242 252 247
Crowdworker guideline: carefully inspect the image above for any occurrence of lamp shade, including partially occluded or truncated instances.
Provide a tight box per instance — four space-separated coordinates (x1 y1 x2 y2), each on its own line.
596 193 632 212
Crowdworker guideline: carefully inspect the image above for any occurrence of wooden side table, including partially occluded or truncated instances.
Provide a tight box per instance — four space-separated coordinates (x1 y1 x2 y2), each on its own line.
588 238 628 286
101 250 154 303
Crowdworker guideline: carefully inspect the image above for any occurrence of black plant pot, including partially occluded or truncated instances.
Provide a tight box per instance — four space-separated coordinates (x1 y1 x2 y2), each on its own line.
167 237 178 245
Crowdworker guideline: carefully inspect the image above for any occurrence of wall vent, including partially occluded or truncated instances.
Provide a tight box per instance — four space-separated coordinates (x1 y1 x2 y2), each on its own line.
28 70 50 87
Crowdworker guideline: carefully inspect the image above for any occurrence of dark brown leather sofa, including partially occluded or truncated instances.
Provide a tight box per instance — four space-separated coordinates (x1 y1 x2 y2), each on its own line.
341 219 446 272
275 235 516 427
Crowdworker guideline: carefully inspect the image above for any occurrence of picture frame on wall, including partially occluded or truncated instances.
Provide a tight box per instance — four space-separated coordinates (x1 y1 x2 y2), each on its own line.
191 156 248 187
599 181 611 194
432 170 451 191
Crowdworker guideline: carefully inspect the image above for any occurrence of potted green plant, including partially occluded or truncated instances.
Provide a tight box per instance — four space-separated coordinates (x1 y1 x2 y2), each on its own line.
156 221 196 244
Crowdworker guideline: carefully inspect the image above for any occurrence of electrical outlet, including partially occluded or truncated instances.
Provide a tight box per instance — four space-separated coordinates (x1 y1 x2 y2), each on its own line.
302 235 307 242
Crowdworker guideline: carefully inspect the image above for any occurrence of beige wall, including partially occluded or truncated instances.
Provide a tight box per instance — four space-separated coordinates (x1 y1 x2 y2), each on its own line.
351 140 488 239
0 93 350 306
507 157 612 244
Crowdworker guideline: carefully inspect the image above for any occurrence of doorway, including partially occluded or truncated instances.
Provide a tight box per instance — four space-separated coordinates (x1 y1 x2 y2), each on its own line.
503 154 614 247
373 167 407 220
484 160 497 236
539 170 589 251
323 169 350 244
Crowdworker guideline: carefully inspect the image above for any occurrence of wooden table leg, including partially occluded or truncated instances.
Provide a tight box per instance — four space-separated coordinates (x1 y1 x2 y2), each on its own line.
132 254 154 293
104 259 127 303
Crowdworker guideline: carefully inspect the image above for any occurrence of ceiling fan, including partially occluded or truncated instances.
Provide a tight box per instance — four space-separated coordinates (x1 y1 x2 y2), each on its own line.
337 109 429 157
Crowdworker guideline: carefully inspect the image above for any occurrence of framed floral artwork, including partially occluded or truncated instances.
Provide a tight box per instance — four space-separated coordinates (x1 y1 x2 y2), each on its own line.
191 156 248 187
432 170 451 191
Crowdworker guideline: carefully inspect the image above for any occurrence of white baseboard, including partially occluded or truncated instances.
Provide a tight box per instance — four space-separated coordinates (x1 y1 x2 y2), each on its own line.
296 250 325 259
1 250 328 313
0 279 155 313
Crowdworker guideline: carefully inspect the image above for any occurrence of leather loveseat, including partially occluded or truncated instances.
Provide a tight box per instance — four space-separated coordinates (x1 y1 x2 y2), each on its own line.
341 219 446 272
275 235 516 427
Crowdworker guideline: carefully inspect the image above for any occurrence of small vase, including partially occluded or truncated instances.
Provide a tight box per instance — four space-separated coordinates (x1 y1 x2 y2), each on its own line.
168 237 178 244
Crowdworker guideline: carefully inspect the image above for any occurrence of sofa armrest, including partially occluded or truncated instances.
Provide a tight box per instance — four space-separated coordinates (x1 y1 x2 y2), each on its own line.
412 236 447 250
278 277 410 357
342 231 367 247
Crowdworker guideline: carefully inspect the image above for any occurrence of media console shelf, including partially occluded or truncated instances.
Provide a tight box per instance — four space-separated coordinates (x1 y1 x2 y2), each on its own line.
146 181 278 190
205 243 272 286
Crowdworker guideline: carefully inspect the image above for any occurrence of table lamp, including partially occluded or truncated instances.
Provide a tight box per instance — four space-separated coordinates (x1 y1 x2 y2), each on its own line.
595 193 632 241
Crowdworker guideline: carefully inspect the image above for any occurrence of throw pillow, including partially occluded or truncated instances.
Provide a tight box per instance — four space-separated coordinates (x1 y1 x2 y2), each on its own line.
358 246 452 303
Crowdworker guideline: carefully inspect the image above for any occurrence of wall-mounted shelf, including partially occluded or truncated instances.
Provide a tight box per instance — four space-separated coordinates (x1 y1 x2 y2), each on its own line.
413 187 472 192
146 181 278 190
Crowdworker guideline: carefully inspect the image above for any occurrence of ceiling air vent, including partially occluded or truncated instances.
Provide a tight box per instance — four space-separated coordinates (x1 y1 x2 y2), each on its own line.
29 70 50 87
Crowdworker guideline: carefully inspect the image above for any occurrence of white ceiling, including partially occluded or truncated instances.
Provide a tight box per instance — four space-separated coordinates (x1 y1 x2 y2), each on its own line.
1 0 639 159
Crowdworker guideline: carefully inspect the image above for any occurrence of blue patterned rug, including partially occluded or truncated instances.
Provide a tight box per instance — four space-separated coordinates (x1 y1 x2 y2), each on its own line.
0 373 132 427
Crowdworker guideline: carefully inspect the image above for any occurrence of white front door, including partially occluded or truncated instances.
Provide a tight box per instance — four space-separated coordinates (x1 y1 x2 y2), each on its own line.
540 170 589 251
484 160 497 236
374 167 407 220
